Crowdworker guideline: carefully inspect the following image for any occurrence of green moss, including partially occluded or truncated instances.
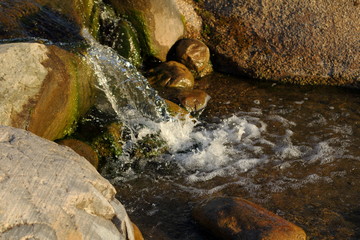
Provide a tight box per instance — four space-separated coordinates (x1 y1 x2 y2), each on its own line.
132 134 168 159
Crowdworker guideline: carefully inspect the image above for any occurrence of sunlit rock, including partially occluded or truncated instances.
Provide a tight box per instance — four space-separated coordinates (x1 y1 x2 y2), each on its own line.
193 197 307 240
177 89 211 113
0 43 95 140
195 0 360 86
0 125 137 240
108 0 185 61
147 61 195 89
169 38 213 78
174 0 203 39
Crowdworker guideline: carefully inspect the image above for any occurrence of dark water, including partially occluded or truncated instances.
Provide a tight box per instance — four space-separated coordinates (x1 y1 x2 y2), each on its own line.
114 73 360 240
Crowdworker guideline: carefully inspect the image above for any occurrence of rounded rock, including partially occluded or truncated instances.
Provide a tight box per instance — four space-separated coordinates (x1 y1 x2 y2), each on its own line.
177 89 211 113
147 61 195 89
172 39 212 77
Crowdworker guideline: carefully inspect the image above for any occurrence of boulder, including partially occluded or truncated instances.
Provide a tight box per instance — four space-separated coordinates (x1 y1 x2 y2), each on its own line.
193 197 307 240
174 0 203 39
147 61 195 89
0 42 96 140
109 0 185 61
169 38 212 78
195 0 360 86
0 125 137 240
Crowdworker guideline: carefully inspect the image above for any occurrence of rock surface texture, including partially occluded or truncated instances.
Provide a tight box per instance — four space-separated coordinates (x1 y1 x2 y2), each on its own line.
193 197 307 240
0 43 95 140
109 0 184 61
196 0 360 86
0 125 136 240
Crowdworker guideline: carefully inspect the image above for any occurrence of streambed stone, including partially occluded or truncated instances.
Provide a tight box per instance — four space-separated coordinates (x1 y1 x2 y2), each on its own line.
147 61 194 89
177 89 211 113
169 38 213 78
196 0 360 86
0 125 137 240
0 42 95 140
193 197 307 240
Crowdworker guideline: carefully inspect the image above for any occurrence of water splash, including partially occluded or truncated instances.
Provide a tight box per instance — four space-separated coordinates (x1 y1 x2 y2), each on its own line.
82 29 169 126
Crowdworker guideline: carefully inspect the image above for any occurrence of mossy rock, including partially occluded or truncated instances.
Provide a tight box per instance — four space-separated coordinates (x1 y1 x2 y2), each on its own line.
0 43 96 141
108 0 185 61
99 5 142 67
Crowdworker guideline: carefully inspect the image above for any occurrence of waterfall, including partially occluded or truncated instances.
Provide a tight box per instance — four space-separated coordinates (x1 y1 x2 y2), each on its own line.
81 29 169 128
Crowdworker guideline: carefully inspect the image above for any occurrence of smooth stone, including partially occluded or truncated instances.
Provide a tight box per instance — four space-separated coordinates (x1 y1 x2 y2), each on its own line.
171 38 213 77
177 89 211 112
147 61 195 89
193 197 307 240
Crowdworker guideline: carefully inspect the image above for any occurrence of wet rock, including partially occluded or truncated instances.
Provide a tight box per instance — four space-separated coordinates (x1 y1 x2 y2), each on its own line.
170 38 213 78
195 0 360 86
0 0 100 41
0 43 96 140
165 99 190 118
177 89 210 113
108 0 185 61
193 197 307 240
99 5 142 67
58 139 99 169
0 125 137 240
147 61 195 89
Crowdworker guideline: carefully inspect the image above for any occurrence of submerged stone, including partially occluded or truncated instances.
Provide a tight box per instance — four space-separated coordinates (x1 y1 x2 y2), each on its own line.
147 61 195 89
193 197 307 240
177 89 211 113
0 42 96 141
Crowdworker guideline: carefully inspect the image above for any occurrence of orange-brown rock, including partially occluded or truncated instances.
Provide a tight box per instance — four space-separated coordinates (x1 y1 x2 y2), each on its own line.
164 99 189 119
147 61 195 89
193 197 307 240
171 39 212 78
132 223 144 240
58 139 99 169
177 89 210 113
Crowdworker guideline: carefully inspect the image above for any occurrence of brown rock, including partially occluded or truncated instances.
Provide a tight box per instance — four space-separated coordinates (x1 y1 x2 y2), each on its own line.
132 223 144 240
108 0 185 61
172 39 213 77
193 197 307 240
195 0 360 86
174 0 203 39
58 139 99 169
164 99 189 119
178 89 210 113
147 61 195 89
0 43 95 141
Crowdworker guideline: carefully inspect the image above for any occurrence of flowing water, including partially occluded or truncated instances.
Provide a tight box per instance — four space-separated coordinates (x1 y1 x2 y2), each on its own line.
2 1 360 239
81 29 360 239
99 73 360 240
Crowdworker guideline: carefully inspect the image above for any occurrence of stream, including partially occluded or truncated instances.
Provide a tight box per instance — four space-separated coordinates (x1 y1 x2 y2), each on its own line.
100 72 360 239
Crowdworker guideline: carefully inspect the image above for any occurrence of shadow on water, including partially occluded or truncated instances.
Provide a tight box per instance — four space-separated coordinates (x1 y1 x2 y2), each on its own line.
0 0 84 49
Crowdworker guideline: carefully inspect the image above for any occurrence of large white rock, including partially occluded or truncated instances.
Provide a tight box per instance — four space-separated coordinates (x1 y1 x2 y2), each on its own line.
0 125 136 240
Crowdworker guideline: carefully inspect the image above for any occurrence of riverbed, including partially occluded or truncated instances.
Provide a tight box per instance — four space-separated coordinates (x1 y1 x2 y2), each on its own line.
110 73 360 240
